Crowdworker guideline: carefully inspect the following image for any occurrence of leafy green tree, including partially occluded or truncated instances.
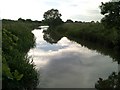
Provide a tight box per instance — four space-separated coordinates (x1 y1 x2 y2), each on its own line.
95 72 120 89
100 1 120 29
43 29 63 44
18 18 25 22
43 9 63 27
66 19 74 23
26 19 32 22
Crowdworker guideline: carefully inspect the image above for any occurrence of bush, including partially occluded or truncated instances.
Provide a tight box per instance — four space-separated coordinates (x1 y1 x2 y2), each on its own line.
2 19 40 90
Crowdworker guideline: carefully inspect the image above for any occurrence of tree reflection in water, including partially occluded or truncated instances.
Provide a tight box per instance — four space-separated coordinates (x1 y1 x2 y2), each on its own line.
43 28 120 89
95 72 120 89
43 29 63 44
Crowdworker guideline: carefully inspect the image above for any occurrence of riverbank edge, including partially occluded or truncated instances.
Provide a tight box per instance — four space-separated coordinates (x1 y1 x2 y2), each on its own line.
2 19 41 90
46 23 120 63
50 23 120 51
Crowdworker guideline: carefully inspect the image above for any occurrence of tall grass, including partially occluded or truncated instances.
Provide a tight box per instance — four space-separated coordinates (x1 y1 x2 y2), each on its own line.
2 19 41 90
54 22 120 49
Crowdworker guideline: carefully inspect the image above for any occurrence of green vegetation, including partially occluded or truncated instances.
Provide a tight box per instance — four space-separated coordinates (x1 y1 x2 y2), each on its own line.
43 22 120 64
49 22 120 50
43 9 63 27
2 19 41 90
100 1 120 29
95 72 120 89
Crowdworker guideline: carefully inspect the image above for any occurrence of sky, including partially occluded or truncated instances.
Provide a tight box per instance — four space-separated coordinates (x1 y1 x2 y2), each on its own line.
1 0 110 22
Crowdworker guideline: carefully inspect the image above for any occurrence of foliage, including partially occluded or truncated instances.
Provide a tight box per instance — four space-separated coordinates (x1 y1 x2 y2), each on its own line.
45 22 120 63
100 1 120 29
43 9 63 27
53 22 120 49
2 19 41 90
95 72 120 89
18 18 25 22
43 29 63 44
2 19 41 53
26 19 32 22
66 19 74 23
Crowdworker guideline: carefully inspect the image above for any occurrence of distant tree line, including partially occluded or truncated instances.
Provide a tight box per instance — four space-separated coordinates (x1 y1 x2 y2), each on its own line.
18 18 42 23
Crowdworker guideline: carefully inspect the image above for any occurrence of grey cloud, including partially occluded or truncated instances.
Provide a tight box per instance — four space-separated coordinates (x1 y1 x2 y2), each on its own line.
71 14 103 21
38 51 117 88
87 10 100 14
70 4 78 7
44 0 72 6
44 1 60 7
36 42 67 52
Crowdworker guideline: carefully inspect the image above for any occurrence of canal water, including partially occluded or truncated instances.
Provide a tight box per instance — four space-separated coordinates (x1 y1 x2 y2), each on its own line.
28 26 118 88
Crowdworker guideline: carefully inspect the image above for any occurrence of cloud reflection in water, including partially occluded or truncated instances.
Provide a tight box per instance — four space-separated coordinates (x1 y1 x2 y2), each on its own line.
28 29 118 88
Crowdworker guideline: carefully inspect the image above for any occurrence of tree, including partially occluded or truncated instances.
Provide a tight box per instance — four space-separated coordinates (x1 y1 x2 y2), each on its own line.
18 18 25 22
43 30 62 44
100 1 120 29
43 9 63 27
95 72 120 89
66 19 73 23
26 19 32 22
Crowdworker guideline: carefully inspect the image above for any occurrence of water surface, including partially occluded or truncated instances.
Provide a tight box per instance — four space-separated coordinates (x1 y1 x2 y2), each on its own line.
28 27 118 88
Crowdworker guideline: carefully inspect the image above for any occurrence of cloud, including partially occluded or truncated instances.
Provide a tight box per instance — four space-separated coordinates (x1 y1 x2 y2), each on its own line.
87 10 100 14
71 12 103 22
70 4 78 7
1 0 110 21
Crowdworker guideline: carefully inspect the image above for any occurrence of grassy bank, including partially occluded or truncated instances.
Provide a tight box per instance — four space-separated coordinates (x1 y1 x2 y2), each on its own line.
44 23 120 63
2 19 41 90
52 22 120 50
